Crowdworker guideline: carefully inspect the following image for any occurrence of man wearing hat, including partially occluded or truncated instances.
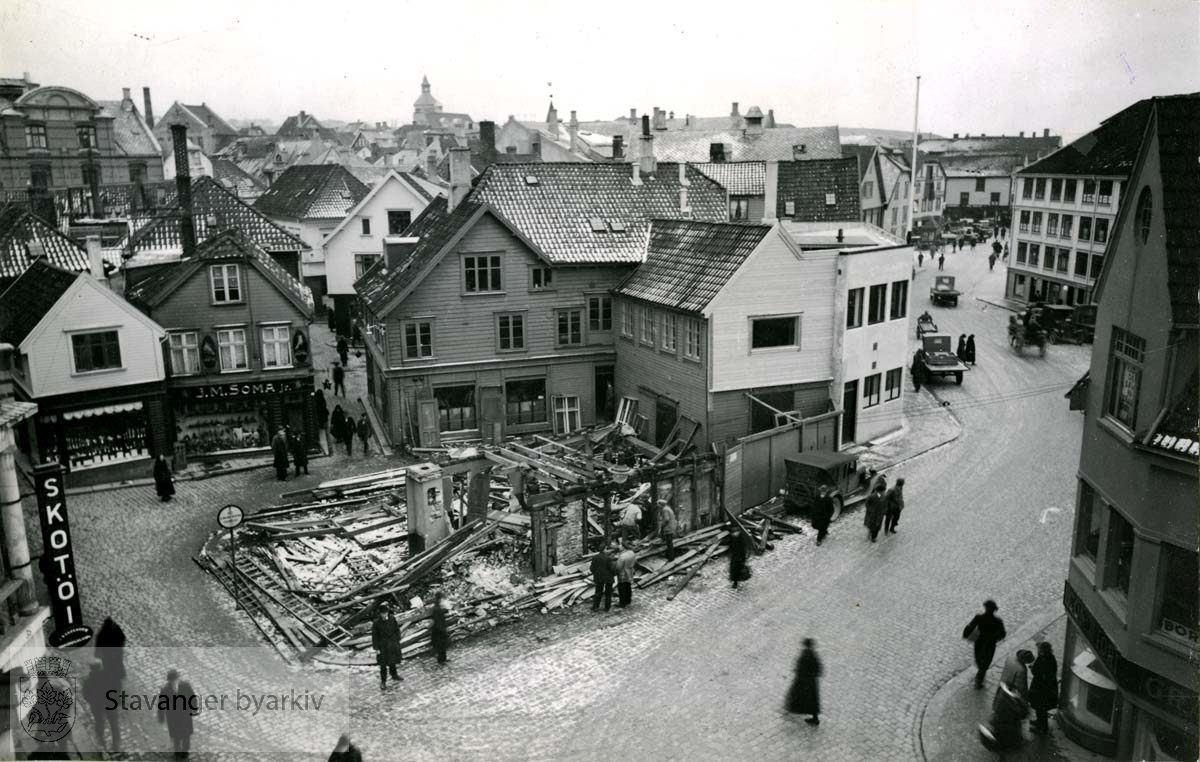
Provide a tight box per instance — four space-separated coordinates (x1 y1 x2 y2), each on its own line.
884 478 905 534
655 499 677 561
371 602 403 691
963 600 1008 688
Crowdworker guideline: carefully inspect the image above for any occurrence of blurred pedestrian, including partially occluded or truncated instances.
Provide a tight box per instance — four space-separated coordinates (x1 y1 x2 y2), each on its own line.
952 237 958 252
156 668 195 759
372 602 402 690
785 638 823 725
992 224 999 239
153 454 175 502
1003 242 1010 260
95 617 127 679
863 485 885 542
728 524 751 588
337 335 349 367
884 478 905 533
656 499 677 561
956 334 968 363
313 390 329 432
84 663 123 753
965 335 977 366
332 362 346 397
271 428 290 481
992 239 1002 258
328 734 363 762
963 600 1007 688
938 253 945 270
811 485 834 546
1029 642 1059 733
590 544 616 612
917 252 924 268
290 429 309 476
988 252 997 271
1000 226 1007 240
615 542 636 607
357 413 371 455
970 237 977 251
980 681 1027 752
995 649 1034 712
431 592 450 664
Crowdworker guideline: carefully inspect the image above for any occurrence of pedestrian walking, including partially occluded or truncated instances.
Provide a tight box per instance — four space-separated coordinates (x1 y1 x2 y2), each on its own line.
313 390 329 432
1003 242 1010 261
1000 226 1007 240
332 362 346 397
290 429 309 475
95 616 127 679
331 404 346 442
980 681 1027 753
656 499 677 561
785 638 823 725
1029 642 1059 733
912 348 929 392
811 485 834 545
337 335 349 367
156 669 195 759
616 501 642 545
956 334 968 363
970 238 976 251
937 253 945 270
995 649 1034 711
357 413 371 455
84 663 122 753
615 542 636 607
993 224 999 239
372 602 402 690
883 477 905 533
431 592 450 664
271 428 290 481
965 335 977 366
728 524 751 588
917 252 924 268
963 600 1008 688
988 253 997 271
153 454 175 502
952 237 958 252
341 416 355 455
590 544 616 612
863 485 885 542
328 734 364 762
992 239 1002 258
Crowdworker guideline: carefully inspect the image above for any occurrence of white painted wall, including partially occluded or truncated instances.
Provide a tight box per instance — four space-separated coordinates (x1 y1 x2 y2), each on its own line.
20 276 166 399
945 175 1011 208
706 227 838 393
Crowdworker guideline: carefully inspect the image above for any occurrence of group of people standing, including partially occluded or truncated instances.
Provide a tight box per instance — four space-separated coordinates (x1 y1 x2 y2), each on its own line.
371 594 452 692
956 334 978 366
328 403 372 456
270 426 311 481
862 473 905 542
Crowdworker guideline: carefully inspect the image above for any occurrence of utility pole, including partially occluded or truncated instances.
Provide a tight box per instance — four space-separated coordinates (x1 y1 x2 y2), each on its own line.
908 75 921 240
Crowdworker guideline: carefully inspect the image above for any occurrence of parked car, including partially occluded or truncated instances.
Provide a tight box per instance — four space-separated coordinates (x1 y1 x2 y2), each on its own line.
783 451 862 520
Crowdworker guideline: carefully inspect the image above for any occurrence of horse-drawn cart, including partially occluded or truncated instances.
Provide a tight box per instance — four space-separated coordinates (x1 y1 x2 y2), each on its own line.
1008 316 1047 356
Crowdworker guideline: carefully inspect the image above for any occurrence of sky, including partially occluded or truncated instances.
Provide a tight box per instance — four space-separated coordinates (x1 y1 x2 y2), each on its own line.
2 0 1197 141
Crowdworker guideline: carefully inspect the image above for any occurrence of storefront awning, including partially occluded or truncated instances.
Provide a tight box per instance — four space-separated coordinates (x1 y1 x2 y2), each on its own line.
62 401 144 421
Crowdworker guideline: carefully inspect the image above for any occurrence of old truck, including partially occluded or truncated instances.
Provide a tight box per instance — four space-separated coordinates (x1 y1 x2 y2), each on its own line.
930 275 961 307
783 451 863 520
921 333 969 384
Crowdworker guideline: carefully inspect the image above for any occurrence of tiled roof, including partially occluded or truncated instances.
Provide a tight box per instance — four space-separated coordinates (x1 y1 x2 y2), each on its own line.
97 100 160 157
614 220 771 313
841 145 877 181
1146 369 1198 459
692 162 765 195
0 259 79 345
776 157 862 221
253 165 370 220
400 172 437 202
649 126 842 162
211 157 266 195
127 228 314 314
1154 95 1200 326
127 176 309 255
918 135 1061 158
183 104 238 136
0 205 88 281
939 154 1028 177
356 196 465 313
1018 98 1157 177
276 113 337 140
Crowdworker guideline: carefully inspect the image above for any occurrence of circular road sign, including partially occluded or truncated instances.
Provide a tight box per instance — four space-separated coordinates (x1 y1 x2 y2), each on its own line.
217 504 245 529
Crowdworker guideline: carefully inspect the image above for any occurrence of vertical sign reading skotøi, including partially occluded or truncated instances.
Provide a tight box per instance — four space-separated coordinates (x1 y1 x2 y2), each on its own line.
33 464 92 648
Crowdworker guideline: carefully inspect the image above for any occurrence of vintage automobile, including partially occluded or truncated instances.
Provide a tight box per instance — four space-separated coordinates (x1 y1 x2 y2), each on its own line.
921 333 969 384
783 451 863 520
930 275 961 307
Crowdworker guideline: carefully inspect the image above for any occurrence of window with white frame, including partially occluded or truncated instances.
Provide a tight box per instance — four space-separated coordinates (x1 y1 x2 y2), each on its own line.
863 373 881 407
588 295 612 332
463 254 502 293
661 312 677 352
1094 218 1109 244
1063 179 1077 204
1031 211 1042 234
403 320 433 359
210 264 241 303
1104 326 1144 430
1079 216 1093 240
1061 214 1073 239
553 395 581 433
1082 179 1096 204
889 281 908 320
975 178 985 192
640 306 655 344
496 313 525 351
846 287 864 328
360 218 371 235
260 325 291 368
1034 178 1046 200
530 266 553 291
1028 244 1040 267
1017 242 1027 264
1050 178 1063 202
1047 213 1059 237
750 315 799 349
556 308 583 347
1097 180 1113 205
867 284 887 324
1022 178 1033 199
168 331 200 375
885 368 902 400
621 301 634 337
683 319 702 361
355 254 381 280
24 124 47 149
71 331 122 373
217 327 248 371
1019 210 1030 233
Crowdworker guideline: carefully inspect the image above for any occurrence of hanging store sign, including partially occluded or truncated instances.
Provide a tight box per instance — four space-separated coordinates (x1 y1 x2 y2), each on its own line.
183 378 309 400
33 464 93 649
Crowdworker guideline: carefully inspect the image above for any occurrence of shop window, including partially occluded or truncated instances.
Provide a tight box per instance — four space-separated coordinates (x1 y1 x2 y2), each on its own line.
463 254 502 293
553 395 580 434
260 325 291 368
71 331 122 373
41 403 150 470
889 281 908 320
496 313 525 352
846 287 864 328
1104 327 1144 429
403 320 433 359
885 368 901 400
168 331 200 375
387 210 412 235
1065 634 1116 734
683 319 702 362
217 328 248 372
355 254 381 280
1145 718 1199 761
434 385 475 431
661 312 677 352
1156 544 1199 646
505 378 546 425
1075 482 1102 562
210 264 242 304
1104 509 1135 599
863 373 881 408
868 284 887 324
25 124 47 149
530 266 553 291
588 295 612 332
751 315 799 349
557 308 583 347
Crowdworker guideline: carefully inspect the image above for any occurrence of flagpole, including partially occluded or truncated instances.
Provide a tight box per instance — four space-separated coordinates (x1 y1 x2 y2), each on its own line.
908 75 921 239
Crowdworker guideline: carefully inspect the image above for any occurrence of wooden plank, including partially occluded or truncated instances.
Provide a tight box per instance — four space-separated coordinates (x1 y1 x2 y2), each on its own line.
667 537 726 600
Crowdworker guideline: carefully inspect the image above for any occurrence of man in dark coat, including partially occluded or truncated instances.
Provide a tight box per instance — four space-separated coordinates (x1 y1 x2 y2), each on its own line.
84 664 122 753
337 335 350 367
811 486 834 546
785 638 823 724
863 486 885 542
313 390 329 432
963 600 1007 688
956 334 968 363
615 543 636 607
965 335 977 366
728 525 750 589
430 592 450 664
372 603 402 690
95 617 127 679
153 454 175 502
590 544 616 612
157 669 195 759
331 405 346 444
332 362 346 397
290 430 309 476
271 429 290 481
341 417 355 455
995 649 1034 711
328 734 363 762
356 413 371 455
938 252 945 270
1029 641 1059 733
883 478 905 534
912 349 928 392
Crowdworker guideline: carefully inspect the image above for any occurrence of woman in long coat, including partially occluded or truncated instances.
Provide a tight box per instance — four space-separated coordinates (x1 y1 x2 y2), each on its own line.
1029 641 1059 733
153 454 175 502
728 526 750 588
330 405 346 442
272 429 290 481
785 638 823 724
956 334 968 363
431 592 450 664
965 334 977 366
863 486 885 542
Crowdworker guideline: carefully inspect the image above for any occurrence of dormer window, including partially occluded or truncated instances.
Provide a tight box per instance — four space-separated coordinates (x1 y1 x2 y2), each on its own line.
792 144 807 158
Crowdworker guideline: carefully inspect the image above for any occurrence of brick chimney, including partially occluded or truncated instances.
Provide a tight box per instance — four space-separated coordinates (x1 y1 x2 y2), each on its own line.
629 108 637 123
766 109 776 128
171 124 197 259
121 87 132 110
568 110 579 154
448 147 472 211
479 120 497 169
730 102 740 117
638 114 656 176
1043 128 1050 138
953 133 959 139
652 107 666 131
611 134 624 160
85 236 106 281
425 151 438 179
142 87 154 128
546 102 559 137
383 236 420 269
1019 131 1025 137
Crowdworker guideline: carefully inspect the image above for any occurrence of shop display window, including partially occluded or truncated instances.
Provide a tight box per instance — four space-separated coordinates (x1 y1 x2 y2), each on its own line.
40 405 150 471
1065 629 1118 735
177 397 270 455
1143 717 1198 761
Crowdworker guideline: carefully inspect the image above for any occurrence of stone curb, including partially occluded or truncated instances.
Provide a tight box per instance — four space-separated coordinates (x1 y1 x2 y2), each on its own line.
976 296 1023 313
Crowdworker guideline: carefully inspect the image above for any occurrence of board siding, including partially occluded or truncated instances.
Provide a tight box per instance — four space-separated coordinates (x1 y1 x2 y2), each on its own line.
326 178 432 296
708 380 831 447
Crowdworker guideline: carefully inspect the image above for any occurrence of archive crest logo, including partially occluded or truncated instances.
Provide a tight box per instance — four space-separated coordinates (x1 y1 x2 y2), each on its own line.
19 655 76 743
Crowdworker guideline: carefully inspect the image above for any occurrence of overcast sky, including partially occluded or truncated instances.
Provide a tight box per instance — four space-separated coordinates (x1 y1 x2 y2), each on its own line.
2 0 1197 140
